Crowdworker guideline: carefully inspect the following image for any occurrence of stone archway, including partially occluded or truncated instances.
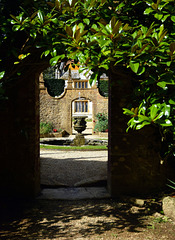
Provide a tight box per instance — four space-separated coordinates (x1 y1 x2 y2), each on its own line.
0 63 168 199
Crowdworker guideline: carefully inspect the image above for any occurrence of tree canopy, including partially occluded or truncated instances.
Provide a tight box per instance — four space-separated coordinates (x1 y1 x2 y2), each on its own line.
1 0 175 159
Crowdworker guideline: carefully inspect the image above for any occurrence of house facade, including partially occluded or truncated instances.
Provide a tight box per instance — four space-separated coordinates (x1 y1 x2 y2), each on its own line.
39 65 108 135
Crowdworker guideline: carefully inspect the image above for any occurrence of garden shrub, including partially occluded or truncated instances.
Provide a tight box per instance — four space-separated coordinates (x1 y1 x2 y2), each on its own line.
43 67 65 97
44 78 65 97
40 122 54 134
94 112 108 132
98 79 108 97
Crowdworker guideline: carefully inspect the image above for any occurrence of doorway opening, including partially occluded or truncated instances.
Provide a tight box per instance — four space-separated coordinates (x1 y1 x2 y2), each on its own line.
39 66 109 199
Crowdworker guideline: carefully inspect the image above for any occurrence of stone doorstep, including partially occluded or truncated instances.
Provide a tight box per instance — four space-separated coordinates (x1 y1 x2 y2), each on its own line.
37 187 110 200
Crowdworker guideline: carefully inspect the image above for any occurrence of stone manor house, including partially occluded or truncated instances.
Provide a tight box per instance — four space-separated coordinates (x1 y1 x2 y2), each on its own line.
39 65 108 135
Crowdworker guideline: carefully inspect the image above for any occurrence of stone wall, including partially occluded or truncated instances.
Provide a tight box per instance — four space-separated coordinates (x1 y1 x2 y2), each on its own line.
0 71 41 198
108 66 167 196
40 93 63 129
40 78 108 134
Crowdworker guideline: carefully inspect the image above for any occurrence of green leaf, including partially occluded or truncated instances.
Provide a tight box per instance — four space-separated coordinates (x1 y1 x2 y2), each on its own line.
111 16 117 30
127 118 136 130
51 48 57 57
0 71 5 79
162 14 170 22
78 23 84 32
171 16 175 22
168 179 175 185
137 66 145 75
74 28 81 41
37 10 44 24
123 108 135 116
66 26 73 37
10 14 20 23
89 78 93 86
89 72 98 86
150 105 158 120
152 3 158 10
99 64 109 70
42 29 48 36
170 42 175 53
102 50 111 56
166 61 171 67
130 61 140 73
114 50 124 57
91 24 98 31
160 119 173 127
112 21 122 35
157 81 167 88
44 50 50 57
163 104 171 117
30 31 37 38
50 56 60 66
30 11 38 19
169 99 175 105
167 184 175 190
83 19 90 25
51 18 59 24
11 20 18 24
68 0 73 6
138 115 151 122
154 13 163 20
144 8 153 15
154 112 164 121
13 25 21 31
115 2 125 11
136 121 151 130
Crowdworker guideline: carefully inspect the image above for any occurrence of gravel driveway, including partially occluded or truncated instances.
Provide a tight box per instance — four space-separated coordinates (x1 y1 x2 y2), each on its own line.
40 149 108 187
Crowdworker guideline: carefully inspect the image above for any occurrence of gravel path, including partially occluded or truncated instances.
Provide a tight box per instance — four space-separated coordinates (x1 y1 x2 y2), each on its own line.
40 149 108 187
1 199 175 240
1 149 175 240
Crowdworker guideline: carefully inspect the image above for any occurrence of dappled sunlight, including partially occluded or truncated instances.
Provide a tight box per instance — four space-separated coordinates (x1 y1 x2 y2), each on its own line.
0 199 170 240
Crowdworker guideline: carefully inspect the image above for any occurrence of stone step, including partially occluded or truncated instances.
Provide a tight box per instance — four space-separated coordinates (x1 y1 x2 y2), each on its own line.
37 187 110 200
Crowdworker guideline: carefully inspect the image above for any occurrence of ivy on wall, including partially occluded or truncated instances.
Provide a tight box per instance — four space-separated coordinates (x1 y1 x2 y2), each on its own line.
98 80 108 97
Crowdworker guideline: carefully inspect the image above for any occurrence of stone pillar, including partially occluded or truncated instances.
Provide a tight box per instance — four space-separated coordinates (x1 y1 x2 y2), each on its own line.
39 73 46 91
108 66 166 196
66 69 73 89
0 71 40 198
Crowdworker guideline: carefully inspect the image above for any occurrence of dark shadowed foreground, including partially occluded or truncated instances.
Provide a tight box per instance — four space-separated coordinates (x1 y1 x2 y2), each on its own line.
0 198 175 240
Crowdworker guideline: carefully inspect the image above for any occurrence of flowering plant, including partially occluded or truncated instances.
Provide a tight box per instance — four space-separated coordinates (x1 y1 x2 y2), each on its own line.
53 129 57 132
94 112 108 132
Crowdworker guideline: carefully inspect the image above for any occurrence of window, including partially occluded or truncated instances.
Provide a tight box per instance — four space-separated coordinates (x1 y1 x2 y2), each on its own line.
74 81 88 89
75 101 88 113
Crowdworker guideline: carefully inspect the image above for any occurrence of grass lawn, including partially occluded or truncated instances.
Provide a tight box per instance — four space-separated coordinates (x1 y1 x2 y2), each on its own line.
40 144 107 150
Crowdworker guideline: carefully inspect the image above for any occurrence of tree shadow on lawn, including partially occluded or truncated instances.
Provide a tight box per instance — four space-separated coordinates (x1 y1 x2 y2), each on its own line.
0 198 163 240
